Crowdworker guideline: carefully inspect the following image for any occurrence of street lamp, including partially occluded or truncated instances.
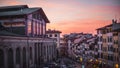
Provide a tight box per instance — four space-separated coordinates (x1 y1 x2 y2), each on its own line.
90 59 93 62
115 64 119 68
80 57 83 62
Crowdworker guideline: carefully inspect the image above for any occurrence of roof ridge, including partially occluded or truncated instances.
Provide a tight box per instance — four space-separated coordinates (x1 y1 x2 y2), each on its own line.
0 5 28 8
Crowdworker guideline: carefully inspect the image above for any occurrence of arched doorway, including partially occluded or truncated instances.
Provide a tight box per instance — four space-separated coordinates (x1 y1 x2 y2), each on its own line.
0 49 4 68
38 45 40 65
30 47 32 64
16 48 20 67
34 44 37 65
23 47 26 68
8 48 14 68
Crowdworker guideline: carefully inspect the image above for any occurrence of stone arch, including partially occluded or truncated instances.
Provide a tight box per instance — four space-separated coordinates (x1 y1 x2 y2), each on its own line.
16 47 20 64
8 48 14 68
38 44 40 65
29 47 33 64
0 49 4 68
23 47 27 68
34 44 37 65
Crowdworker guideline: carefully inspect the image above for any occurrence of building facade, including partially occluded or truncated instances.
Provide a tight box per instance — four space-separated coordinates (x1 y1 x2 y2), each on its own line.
59 38 67 57
46 29 62 57
46 29 61 48
0 5 57 68
0 5 49 37
0 36 56 68
63 33 98 61
97 19 120 68
112 21 120 68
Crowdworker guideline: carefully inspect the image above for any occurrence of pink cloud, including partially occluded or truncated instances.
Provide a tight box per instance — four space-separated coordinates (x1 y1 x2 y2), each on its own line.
0 0 120 35
47 19 111 35
0 0 22 6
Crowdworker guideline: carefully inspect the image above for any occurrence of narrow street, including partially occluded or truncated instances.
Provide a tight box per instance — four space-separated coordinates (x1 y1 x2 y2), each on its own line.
58 57 95 68
75 62 82 68
59 57 83 68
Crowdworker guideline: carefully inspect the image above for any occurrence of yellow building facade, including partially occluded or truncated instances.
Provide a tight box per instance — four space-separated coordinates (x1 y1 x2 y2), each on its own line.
97 19 120 68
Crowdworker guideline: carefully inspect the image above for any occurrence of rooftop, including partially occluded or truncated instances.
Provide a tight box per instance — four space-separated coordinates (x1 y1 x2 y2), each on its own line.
0 5 50 23
96 19 120 30
0 8 40 16
96 24 112 30
0 5 28 12
46 29 62 33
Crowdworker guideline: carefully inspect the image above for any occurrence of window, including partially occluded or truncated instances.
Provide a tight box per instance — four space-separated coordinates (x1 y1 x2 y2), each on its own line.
33 21 36 35
105 39 106 43
109 28 112 32
103 29 107 34
36 22 39 35
113 32 118 36
99 36 102 42
39 23 42 35
106 29 109 33
55 34 57 37
35 22 37 35
27 20 32 36
109 37 112 42
49 34 52 37
116 48 118 53
101 53 103 58
110 56 113 61
113 48 115 52
114 40 118 44
101 44 103 50
103 38 106 43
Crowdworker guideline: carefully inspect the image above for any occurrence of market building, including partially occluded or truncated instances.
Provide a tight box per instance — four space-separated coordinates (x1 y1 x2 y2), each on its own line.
0 5 57 68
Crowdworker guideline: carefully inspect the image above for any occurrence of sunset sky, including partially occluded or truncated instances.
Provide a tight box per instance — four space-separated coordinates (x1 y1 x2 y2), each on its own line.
0 0 120 35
